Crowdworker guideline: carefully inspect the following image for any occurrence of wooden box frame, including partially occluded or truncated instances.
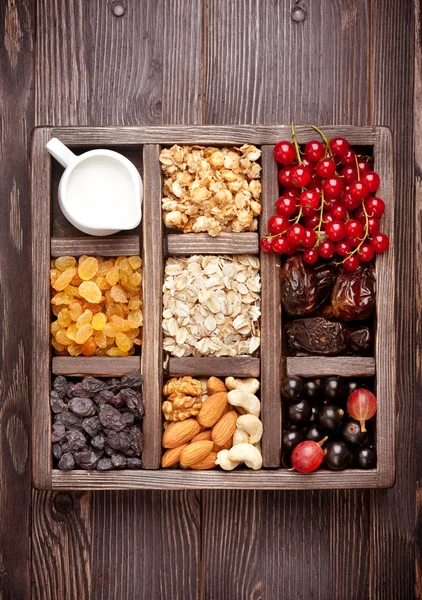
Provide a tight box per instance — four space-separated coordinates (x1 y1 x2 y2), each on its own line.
31 125 395 490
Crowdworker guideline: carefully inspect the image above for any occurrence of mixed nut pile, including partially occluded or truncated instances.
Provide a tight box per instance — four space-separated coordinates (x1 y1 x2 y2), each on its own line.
161 376 263 470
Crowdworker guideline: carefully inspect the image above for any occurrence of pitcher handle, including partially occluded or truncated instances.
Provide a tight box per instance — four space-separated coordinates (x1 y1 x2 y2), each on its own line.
46 138 77 169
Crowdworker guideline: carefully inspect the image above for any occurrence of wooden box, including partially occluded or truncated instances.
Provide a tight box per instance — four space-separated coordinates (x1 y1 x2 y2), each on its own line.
31 125 395 490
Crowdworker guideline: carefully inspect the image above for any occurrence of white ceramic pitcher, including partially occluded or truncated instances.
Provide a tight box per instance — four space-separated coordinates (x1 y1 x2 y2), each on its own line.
46 138 143 236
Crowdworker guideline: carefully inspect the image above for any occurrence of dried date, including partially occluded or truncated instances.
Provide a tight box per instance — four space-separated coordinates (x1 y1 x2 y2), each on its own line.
331 265 375 321
280 255 318 315
286 317 371 356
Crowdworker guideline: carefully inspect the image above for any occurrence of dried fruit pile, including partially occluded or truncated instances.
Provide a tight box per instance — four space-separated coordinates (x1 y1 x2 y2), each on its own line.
50 255 143 356
281 375 377 472
161 376 263 470
160 144 262 236
261 126 389 271
51 374 144 470
162 255 261 357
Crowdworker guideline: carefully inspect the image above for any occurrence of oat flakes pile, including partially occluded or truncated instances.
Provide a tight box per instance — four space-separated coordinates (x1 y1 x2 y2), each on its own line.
159 145 262 237
162 255 261 357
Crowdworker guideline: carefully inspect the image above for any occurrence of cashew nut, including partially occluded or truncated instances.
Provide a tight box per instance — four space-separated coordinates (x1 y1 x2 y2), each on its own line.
227 390 261 417
215 449 240 471
232 428 249 446
236 414 263 444
228 443 262 470
225 377 260 394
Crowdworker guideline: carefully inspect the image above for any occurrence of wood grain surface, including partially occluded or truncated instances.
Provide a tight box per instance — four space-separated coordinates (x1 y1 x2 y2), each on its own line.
51 236 140 257
52 356 141 377
166 232 259 255
168 357 260 378
0 0 418 598
286 356 376 377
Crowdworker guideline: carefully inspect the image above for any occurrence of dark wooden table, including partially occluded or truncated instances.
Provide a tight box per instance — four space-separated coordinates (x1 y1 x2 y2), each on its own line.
0 1 420 598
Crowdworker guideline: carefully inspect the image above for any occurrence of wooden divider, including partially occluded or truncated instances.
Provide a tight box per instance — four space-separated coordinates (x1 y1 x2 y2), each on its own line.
168 357 260 378
51 236 140 257
286 357 376 378
166 232 259 255
52 356 141 376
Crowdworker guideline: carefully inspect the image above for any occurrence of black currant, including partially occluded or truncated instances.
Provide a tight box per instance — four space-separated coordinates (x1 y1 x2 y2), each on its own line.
304 379 322 403
309 406 319 423
341 419 367 446
323 377 346 403
318 404 344 431
304 425 324 442
288 399 311 425
356 447 376 469
283 429 303 452
324 440 353 470
281 376 304 402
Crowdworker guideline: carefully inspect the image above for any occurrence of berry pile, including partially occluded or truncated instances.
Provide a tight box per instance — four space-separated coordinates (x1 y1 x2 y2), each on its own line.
260 126 390 271
281 376 377 472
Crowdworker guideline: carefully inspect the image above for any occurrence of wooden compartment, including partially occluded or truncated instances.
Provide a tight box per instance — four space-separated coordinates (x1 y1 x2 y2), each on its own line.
31 125 395 490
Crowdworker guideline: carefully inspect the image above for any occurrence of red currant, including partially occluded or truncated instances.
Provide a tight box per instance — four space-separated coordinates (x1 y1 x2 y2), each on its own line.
329 137 349 156
308 175 323 189
353 206 365 220
343 255 360 271
366 217 380 235
302 228 317 248
365 197 385 218
268 214 289 235
278 167 292 187
323 176 345 198
282 188 300 200
319 240 335 259
345 219 364 238
370 233 389 253
322 212 335 227
274 141 296 165
303 248 319 264
304 140 326 162
361 171 380 193
286 224 306 245
326 220 346 242
331 202 348 220
300 190 320 216
356 157 371 174
336 241 351 256
271 236 291 254
285 244 298 256
341 166 358 185
346 236 361 248
316 157 336 178
339 149 356 166
342 193 361 210
260 237 273 253
357 243 375 262
349 180 370 201
303 215 319 228
275 196 297 217
290 165 311 188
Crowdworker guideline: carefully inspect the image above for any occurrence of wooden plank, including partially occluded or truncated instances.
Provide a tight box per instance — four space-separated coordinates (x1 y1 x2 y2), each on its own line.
52 356 141 377
370 0 416 597
286 357 376 378
141 144 164 470
31 128 53 490
51 236 140 257
260 146 282 468
168 357 260 378
0 0 34 595
48 124 378 146
166 232 259 255
51 469 379 490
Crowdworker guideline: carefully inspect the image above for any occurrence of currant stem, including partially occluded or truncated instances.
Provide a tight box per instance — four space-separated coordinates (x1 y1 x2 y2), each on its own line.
291 122 303 165
311 125 334 159
314 190 326 244
354 154 361 181
341 198 369 263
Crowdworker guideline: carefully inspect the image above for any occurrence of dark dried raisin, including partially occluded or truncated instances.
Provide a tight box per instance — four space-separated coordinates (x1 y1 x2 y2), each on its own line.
106 378 123 393
53 375 68 399
56 411 83 429
74 451 99 470
82 376 106 394
121 411 135 426
91 433 106 450
106 431 131 452
105 392 126 409
120 389 144 418
58 452 75 470
104 445 114 456
93 390 115 405
99 404 126 431
127 457 142 470
82 416 102 437
51 423 66 443
128 426 143 455
111 454 127 469
52 443 63 460
97 458 113 471
61 429 87 452
121 373 143 390
68 397 96 417
50 390 65 413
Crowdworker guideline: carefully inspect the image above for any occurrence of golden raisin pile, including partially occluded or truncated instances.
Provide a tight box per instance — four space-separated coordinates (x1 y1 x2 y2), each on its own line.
50 255 143 357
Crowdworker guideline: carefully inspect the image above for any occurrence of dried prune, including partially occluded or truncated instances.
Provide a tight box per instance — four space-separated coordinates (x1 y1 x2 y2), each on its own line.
68 397 96 417
280 255 318 315
120 389 144 418
99 404 126 431
82 416 102 437
58 452 75 470
111 454 127 469
53 443 63 459
51 423 66 443
74 451 99 470
127 457 142 470
91 433 106 450
128 426 143 455
50 391 65 414
97 458 113 471
53 376 68 399
286 317 371 355
61 429 87 452
93 390 115 405
331 265 375 321
82 376 106 394
121 373 143 390
106 431 131 452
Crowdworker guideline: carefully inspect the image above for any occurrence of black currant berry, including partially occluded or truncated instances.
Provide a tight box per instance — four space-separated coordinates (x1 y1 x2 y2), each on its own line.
324 440 353 470
323 377 346 403
283 429 303 452
341 419 367 446
281 376 304 402
304 379 322 403
356 447 376 469
318 404 344 431
288 399 311 425
304 425 324 443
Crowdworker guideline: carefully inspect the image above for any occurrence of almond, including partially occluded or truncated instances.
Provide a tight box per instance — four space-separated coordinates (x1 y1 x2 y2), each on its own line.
211 410 238 446
162 418 201 448
179 440 214 467
213 437 233 452
197 392 228 427
190 451 218 470
191 429 212 442
206 376 227 395
161 444 188 468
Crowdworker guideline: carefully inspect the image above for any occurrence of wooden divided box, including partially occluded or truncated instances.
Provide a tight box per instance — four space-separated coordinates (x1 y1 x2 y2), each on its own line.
31 125 395 490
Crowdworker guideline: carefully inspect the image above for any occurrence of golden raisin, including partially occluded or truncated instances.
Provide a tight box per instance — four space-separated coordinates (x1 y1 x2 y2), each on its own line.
79 281 102 303
106 265 120 286
56 329 73 346
55 256 76 270
78 256 99 280
75 323 94 344
106 347 128 357
68 301 83 321
128 256 142 270
127 310 143 328
57 309 72 328
76 309 93 329
94 330 108 348
68 342 82 356
92 312 107 330
51 292 73 305
52 268 77 291
116 332 133 352
110 285 128 303
81 337 96 356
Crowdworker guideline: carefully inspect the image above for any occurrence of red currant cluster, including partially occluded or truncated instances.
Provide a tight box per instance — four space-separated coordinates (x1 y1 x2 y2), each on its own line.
260 126 390 271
